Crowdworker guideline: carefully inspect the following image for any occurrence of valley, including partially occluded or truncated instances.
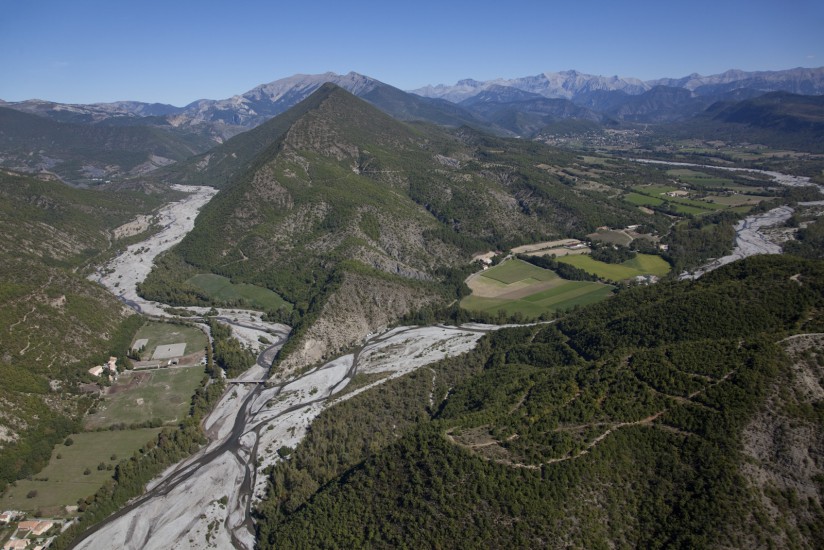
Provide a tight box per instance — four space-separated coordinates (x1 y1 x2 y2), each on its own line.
60 155 822 549
12 182 500 549
1 66 823 550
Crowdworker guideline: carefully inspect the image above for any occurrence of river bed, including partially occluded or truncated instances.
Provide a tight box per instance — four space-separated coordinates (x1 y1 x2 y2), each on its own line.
74 186 503 549
631 160 824 279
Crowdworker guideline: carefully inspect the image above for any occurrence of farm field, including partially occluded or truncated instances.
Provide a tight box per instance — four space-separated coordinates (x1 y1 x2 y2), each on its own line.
1 428 161 515
131 321 208 361
666 168 734 188
704 193 770 207
84 366 205 429
187 273 291 312
461 259 614 319
586 229 633 246
628 186 728 215
557 253 671 281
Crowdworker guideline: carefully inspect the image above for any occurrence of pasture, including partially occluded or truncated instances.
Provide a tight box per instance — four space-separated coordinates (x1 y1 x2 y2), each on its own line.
587 229 633 246
187 273 291 312
461 259 614 319
84 366 205 429
1 428 161 515
666 168 734 188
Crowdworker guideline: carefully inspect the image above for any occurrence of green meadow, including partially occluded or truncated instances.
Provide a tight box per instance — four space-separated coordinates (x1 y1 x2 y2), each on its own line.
461 259 614 319
84 366 206 429
187 273 291 311
1 429 162 515
557 253 671 281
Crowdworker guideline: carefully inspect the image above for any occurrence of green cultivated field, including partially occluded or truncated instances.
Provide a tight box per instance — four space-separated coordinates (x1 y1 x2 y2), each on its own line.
666 168 734 188
85 366 205 429
1 428 161 514
132 321 208 360
625 192 664 207
187 273 291 311
558 253 671 281
479 259 558 284
461 259 614 318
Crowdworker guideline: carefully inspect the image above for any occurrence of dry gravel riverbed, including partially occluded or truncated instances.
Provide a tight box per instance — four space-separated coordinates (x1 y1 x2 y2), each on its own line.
75 186 505 549
631 160 824 280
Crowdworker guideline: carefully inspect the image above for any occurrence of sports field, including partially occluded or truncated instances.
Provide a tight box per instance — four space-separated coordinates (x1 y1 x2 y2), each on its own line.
461 259 614 318
131 321 208 361
557 253 671 281
1 428 161 515
187 273 291 311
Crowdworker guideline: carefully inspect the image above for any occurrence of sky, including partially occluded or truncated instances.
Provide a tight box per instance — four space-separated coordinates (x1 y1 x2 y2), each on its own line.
1 0 822 106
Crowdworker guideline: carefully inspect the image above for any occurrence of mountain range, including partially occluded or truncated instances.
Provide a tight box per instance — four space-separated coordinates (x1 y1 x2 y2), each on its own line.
2 67 823 182
5 66 823 133
412 66 824 102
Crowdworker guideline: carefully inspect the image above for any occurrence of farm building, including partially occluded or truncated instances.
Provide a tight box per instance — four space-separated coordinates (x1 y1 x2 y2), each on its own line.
17 519 53 536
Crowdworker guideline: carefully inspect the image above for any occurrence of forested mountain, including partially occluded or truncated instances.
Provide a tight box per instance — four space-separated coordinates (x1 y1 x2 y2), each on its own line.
140 84 649 374
4 68 822 182
0 170 164 492
256 255 824 548
0 107 215 183
654 92 824 154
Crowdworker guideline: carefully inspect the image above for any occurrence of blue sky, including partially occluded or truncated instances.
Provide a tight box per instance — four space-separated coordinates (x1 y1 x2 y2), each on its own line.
1 0 822 106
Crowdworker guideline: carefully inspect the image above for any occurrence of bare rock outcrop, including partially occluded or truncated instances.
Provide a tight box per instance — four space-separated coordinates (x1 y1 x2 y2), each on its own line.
275 271 441 378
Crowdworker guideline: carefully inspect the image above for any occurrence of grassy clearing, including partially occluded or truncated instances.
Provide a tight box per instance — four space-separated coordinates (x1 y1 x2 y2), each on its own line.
85 366 205 429
461 259 613 318
627 186 726 216
132 321 208 360
557 253 671 281
705 194 770 207
187 273 291 311
1 428 161 514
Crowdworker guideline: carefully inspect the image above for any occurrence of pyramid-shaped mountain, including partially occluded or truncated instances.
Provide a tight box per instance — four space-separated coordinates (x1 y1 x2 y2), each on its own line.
153 84 642 371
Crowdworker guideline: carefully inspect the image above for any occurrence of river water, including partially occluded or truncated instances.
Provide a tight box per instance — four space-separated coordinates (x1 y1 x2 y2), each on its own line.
73 186 502 549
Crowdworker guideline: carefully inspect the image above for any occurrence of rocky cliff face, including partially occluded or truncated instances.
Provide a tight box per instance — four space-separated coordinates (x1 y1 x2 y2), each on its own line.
275 271 441 377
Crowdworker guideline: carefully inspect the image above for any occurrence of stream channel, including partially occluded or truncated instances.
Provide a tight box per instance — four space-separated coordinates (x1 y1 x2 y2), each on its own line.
70 185 502 549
